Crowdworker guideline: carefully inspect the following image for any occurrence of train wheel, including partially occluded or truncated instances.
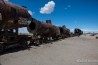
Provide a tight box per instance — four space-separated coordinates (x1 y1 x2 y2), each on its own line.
34 40 40 46
0 44 4 53
20 39 28 48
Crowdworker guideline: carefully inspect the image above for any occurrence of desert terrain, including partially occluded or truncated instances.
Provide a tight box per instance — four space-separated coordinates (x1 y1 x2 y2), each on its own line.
0 34 98 65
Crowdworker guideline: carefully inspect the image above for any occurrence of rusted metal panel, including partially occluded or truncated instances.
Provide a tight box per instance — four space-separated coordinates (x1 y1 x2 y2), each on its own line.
0 1 32 29
59 25 71 37
27 18 61 37
74 28 83 36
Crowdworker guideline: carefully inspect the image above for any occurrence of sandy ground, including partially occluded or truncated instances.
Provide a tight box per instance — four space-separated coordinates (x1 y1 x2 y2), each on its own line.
0 34 98 65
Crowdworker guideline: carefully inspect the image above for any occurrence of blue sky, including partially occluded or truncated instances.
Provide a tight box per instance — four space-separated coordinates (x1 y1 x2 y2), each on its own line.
7 0 98 33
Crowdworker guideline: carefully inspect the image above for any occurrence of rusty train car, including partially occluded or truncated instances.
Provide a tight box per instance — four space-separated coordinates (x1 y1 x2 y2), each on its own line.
59 25 71 38
27 18 61 41
74 28 83 36
0 0 32 29
0 1 83 53
0 0 33 53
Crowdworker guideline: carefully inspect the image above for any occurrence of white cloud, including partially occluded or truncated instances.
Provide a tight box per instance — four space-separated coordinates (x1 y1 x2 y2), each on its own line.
28 10 33 16
40 1 55 14
68 5 71 8
64 8 68 10
64 5 71 10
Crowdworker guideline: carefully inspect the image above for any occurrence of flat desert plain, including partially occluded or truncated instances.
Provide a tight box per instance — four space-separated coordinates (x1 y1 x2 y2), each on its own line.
0 34 98 65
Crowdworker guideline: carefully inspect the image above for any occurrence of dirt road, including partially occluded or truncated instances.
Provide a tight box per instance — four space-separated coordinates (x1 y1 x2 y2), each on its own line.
0 34 98 65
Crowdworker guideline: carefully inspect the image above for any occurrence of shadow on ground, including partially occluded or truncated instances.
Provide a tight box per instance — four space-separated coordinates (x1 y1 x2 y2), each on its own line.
0 46 31 56
0 39 64 56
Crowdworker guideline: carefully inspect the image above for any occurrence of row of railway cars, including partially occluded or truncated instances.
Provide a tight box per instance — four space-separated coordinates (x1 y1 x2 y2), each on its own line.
0 0 83 53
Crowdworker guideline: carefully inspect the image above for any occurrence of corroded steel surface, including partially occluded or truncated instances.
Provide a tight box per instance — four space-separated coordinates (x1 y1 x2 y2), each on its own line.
27 18 60 37
0 0 32 29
